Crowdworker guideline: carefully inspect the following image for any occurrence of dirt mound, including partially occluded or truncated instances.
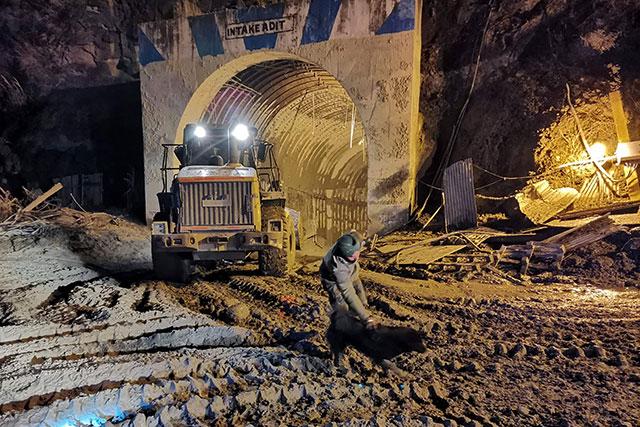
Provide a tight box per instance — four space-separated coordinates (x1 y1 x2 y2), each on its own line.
51 208 151 272
1 209 639 425
562 232 640 288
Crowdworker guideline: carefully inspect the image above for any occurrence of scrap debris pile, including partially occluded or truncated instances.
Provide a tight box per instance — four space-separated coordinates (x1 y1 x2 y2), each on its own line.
0 184 122 234
362 213 637 286
370 153 640 287
0 184 63 232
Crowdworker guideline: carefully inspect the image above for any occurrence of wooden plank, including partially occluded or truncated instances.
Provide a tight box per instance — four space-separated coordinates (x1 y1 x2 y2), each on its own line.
495 241 565 273
611 213 640 225
544 214 610 244
23 183 63 212
557 200 640 220
544 214 620 251
486 265 525 285
551 213 640 227
375 243 414 255
379 233 458 258
396 245 467 266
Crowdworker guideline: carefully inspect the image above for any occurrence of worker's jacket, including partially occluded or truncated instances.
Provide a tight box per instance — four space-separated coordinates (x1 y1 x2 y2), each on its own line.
319 244 370 322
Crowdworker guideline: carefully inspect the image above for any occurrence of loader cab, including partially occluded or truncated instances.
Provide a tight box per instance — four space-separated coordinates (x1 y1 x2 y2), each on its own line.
176 124 231 167
172 123 283 194
151 122 298 282
156 123 285 225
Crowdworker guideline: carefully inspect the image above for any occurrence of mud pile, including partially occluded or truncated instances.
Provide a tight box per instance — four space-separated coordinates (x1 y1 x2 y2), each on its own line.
0 216 639 426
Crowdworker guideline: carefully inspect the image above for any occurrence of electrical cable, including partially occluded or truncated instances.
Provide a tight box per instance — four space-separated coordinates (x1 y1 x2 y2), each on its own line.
416 0 495 218
472 164 533 181
476 193 516 201
418 179 443 192
566 84 626 191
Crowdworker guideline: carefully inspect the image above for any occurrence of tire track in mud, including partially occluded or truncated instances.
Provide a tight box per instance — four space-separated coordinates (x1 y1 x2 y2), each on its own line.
0 346 247 416
37 276 107 308
227 278 297 313
0 329 257 412
2 253 639 426
163 275 312 324
1 224 446 425
152 274 337 363
0 313 176 346
0 302 15 326
0 274 302 417
1 322 250 362
0 313 258 415
0 346 367 427
0 271 262 418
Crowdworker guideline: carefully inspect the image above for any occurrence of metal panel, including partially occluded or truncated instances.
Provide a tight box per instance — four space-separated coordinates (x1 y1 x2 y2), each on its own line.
443 158 478 231
180 181 253 228
515 180 579 224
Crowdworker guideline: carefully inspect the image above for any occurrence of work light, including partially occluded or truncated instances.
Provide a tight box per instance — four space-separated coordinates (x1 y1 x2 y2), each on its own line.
193 126 207 138
231 123 250 141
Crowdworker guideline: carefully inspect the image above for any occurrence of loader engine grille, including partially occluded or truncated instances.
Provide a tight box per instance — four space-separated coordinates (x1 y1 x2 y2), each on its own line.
179 181 254 228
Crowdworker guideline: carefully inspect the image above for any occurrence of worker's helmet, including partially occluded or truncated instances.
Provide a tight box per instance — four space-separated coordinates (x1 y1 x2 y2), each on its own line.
337 230 364 257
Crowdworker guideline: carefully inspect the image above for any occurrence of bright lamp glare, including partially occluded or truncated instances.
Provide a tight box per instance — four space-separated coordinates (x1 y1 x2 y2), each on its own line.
193 126 206 138
614 141 640 165
616 142 632 160
589 142 607 162
231 124 250 141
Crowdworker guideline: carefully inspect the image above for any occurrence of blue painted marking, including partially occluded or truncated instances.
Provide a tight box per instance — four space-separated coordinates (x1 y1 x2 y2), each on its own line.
189 14 225 58
376 0 415 35
236 4 286 51
138 29 165 66
301 0 341 45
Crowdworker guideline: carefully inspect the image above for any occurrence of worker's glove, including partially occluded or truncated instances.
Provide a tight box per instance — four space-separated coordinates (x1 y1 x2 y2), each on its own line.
364 318 378 330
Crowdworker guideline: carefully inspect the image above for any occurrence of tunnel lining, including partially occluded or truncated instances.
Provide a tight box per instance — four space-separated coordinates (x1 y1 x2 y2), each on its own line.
180 55 368 244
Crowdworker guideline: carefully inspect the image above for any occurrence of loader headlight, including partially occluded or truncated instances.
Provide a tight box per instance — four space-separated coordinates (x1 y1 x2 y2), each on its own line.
193 126 207 138
231 123 250 141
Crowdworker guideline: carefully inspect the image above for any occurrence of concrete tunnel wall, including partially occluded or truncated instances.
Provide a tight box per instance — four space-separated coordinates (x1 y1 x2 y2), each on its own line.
139 0 423 239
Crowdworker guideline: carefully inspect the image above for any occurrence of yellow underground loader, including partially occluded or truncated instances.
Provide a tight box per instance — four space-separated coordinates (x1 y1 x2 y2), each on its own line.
151 123 300 282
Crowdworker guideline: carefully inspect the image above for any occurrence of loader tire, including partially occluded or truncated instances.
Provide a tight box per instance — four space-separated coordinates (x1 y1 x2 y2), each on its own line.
152 251 193 283
259 208 295 277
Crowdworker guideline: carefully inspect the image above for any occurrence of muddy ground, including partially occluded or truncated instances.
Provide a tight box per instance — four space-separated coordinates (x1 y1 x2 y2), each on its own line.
0 214 639 427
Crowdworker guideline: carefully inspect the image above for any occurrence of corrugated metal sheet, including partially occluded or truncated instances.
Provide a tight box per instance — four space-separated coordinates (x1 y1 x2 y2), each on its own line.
443 158 478 231
180 181 253 228
515 180 579 224
573 173 616 210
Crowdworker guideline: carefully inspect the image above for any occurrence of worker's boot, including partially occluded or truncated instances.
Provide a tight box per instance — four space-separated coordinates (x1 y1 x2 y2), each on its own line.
333 352 349 375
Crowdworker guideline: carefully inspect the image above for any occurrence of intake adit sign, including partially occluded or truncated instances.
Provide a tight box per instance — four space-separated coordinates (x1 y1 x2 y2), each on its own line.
226 17 294 39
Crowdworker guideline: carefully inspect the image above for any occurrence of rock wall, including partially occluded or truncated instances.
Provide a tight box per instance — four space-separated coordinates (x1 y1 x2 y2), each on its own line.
419 0 640 214
0 0 213 215
4 0 640 221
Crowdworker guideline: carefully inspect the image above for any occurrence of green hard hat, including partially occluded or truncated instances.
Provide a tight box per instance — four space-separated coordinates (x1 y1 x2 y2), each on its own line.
337 231 364 257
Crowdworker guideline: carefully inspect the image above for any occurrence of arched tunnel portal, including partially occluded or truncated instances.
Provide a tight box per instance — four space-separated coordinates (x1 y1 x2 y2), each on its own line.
181 56 368 245
141 4 422 240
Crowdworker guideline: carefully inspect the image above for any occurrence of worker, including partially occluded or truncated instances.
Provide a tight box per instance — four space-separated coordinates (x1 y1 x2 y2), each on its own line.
320 230 376 330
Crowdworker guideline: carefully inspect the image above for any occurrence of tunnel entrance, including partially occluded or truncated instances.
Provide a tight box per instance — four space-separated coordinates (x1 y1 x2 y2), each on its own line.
193 58 368 246
140 3 421 237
